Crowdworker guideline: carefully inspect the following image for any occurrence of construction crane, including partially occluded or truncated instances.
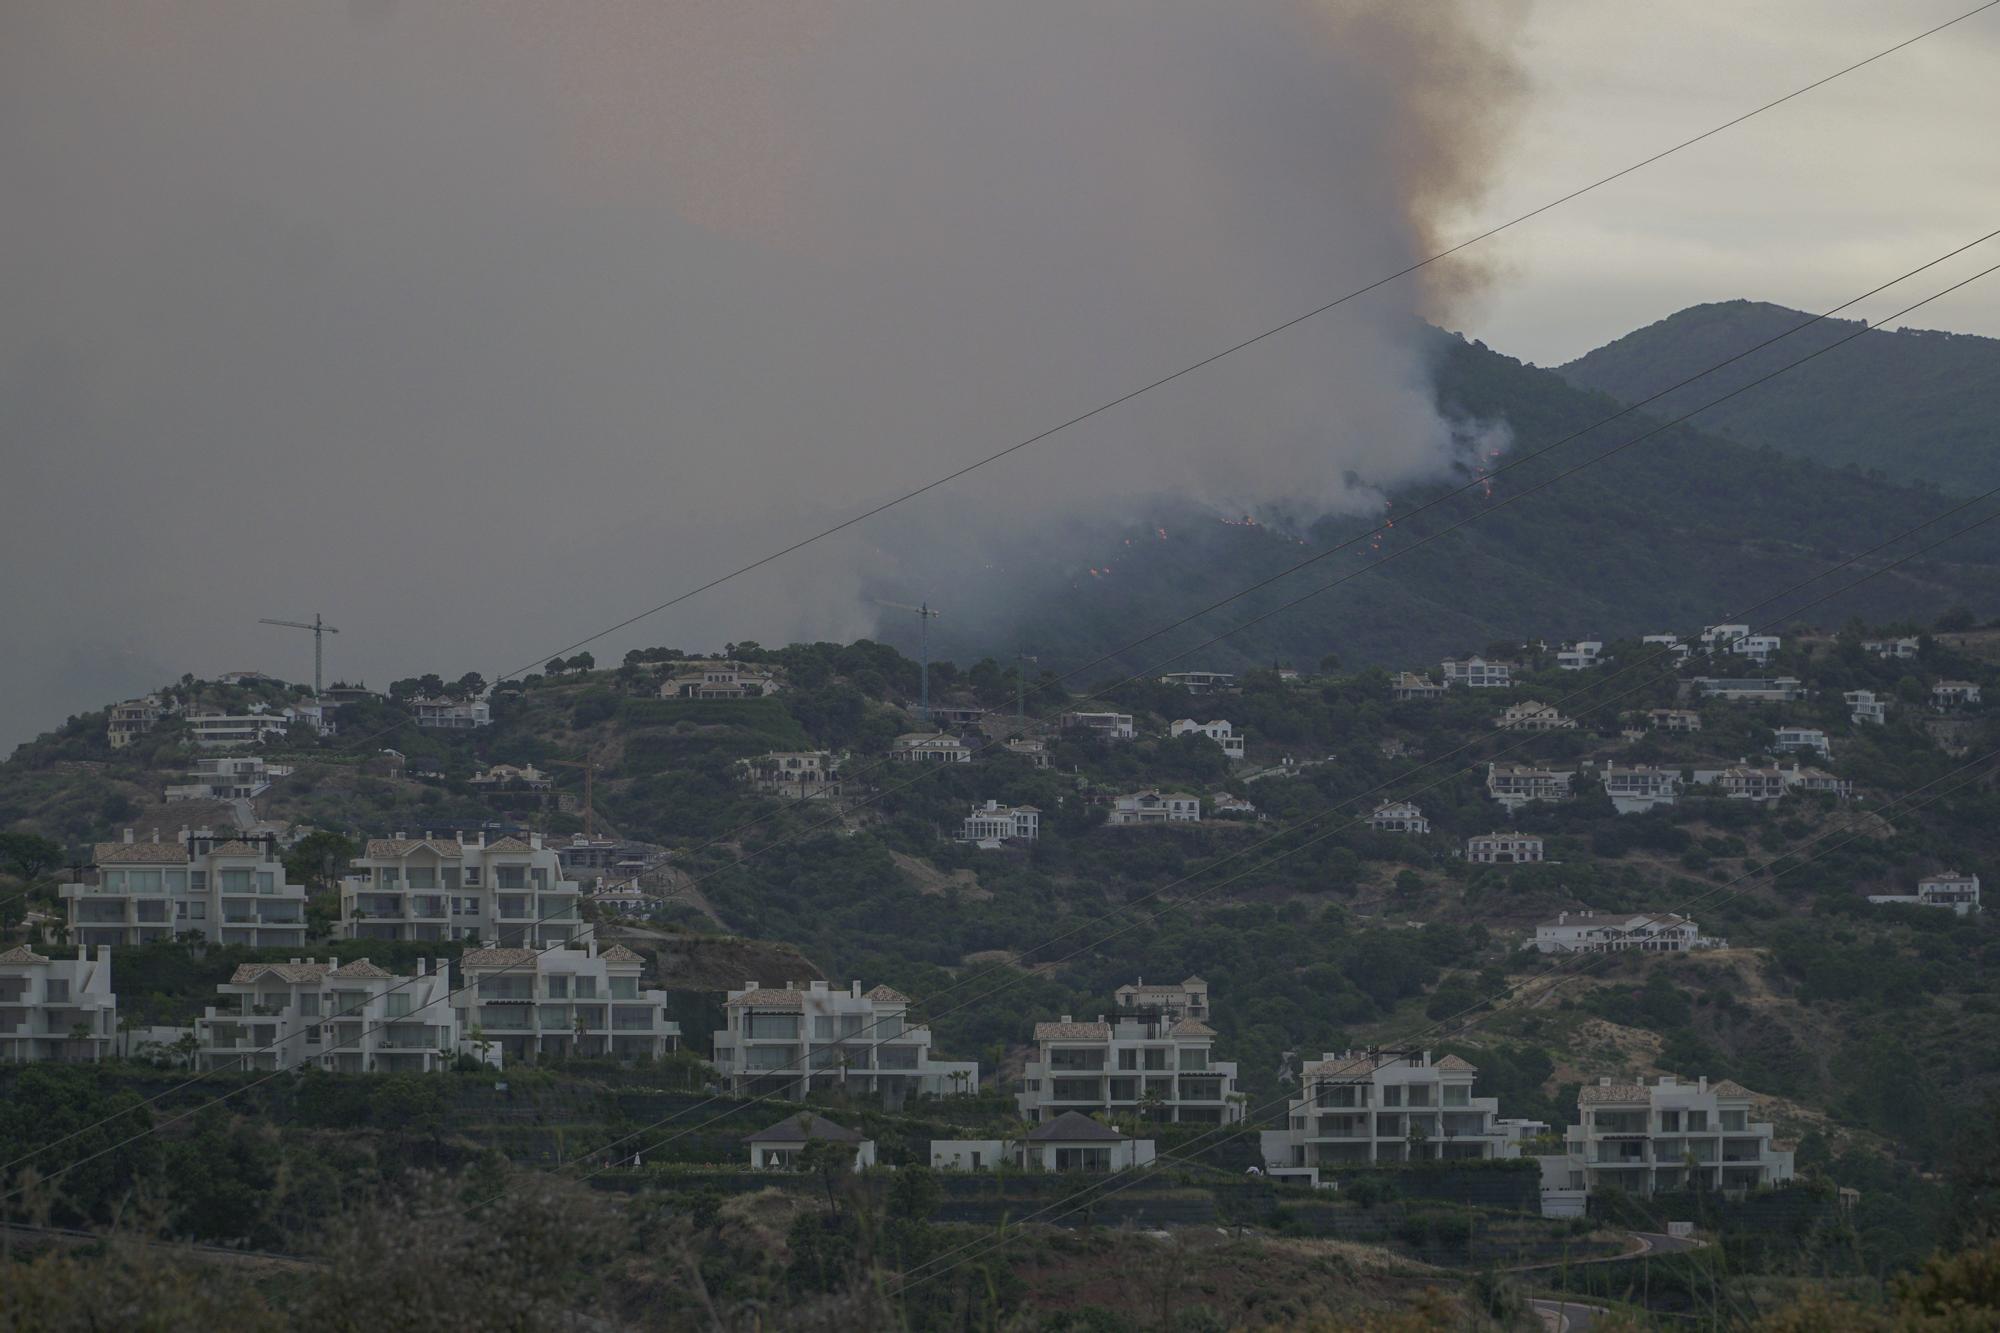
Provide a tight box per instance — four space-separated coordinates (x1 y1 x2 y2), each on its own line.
258 613 339 696
549 758 598 838
875 600 941 726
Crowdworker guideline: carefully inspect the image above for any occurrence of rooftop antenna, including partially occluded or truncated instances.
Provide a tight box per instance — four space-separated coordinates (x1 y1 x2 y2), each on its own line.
875 600 942 726
258 613 340 696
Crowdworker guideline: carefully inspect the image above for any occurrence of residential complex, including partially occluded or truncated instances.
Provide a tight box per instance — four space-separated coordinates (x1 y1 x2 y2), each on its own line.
1261 1051 1533 1186
1017 979 1239 1125
408 696 492 729
458 943 679 1063
1170 718 1246 760
341 831 588 948
960 800 1040 847
1557 1075 1795 1196
198 956 461 1074
1869 871 1981 916
658 661 785 700
1694 677 1804 702
0 945 117 1063
711 980 977 1109
64 831 308 949
186 707 298 748
1772 727 1831 759
1533 910 1722 954
1108 791 1201 825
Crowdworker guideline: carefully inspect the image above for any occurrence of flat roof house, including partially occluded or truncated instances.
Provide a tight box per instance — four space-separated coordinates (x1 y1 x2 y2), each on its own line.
1601 764 1680 815
1486 763 1574 810
1442 656 1513 689
1260 1051 1529 1187
1159 671 1238 694
1018 979 1238 1126
1647 708 1702 733
1559 1075 1794 1197
342 830 587 949
1870 871 1980 916
1170 718 1246 760
1062 711 1136 740
1845 689 1889 725
960 800 1040 848
712 980 977 1109
0 945 116 1064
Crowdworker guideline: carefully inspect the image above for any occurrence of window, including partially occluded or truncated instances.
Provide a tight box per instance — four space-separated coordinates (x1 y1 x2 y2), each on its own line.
299 993 320 1017
840 1014 864 1038
1443 1086 1470 1107
610 977 638 1000
746 1013 797 1039
129 870 163 894
190 871 206 891
385 993 412 1018
380 867 401 887
1118 1049 1138 1071
191 902 206 920
46 980 70 1003
814 1016 837 1040
497 865 526 889
256 871 275 895
575 977 597 999
465 868 482 887
1179 1049 1208 1072
1686 1110 1708 1132
1143 1049 1168 1071
539 1005 570 1029
1660 1111 1681 1132
406 867 435 890
1382 1086 1403 1108
546 976 568 999
164 870 187 891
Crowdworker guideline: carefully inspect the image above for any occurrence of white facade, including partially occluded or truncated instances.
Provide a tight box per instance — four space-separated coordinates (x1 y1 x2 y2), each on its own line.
185 707 297 748
1846 689 1889 725
165 756 294 802
66 830 308 949
1556 641 1604 671
960 800 1041 847
1695 677 1804 702
1559 1075 1794 1196
408 696 492 729
1784 766 1853 800
1442 656 1512 689
1368 801 1429 834
1647 708 1702 733
1934 681 1983 709
1159 670 1237 694
1533 910 1721 954
1870 871 1981 916
1865 637 1921 659
711 980 977 1109
0 946 116 1064
1719 765 1788 802
1018 979 1239 1126
1390 671 1446 701
1062 711 1136 740
1497 701 1575 731
470 763 550 789
747 1113 876 1171
659 661 784 700
1771 727 1832 760
1642 634 1692 662
198 955 464 1074
1261 1051 1521 1187
341 831 588 948
890 732 972 763
1487 763 1574 809
743 751 843 799
1003 738 1051 767
459 942 679 1063
1170 718 1246 760
1467 832 1543 864
1602 764 1680 814
107 696 167 749
1108 790 1201 825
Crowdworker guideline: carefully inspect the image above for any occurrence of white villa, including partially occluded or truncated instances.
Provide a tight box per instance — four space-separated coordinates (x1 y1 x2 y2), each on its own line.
1486 763 1574 809
1390 672 1447 701
1647 708 1702 733
960 800 1040 847
1062 711 1136 741
1601 764 1680 814
932 1113 1157 1174
1642 634 1692 662
1870 871 1981 916
890 732 973 764
341 831 588 948
1772 727 1831 760
1533 910 1722 954
1934 680 1984 710
0 945 117 1064
1497 701 1575 731
711 980 977 1109
1003 738 1052 768
1442 656 1513 689
1785 766 1853 800
470 763 551 789
1368 801 1429 835
1557 641 1605 671
1865 636 1921 659
1718 765 1789 802
197 956 463 1074
658 661 784 700
1018 978 1239 1126
1170 718 1246 761
185 707 298 748
1467 832 1543 864
747 1113 875 1172
1694 677 1804 702
65 830 308 949
1846 689 1889 725
743 751 844 800
458 943 678 1063
1261 1050 1535 1187
107 695 168 749
1159 670 1238 694
1557 1075 1794 1197
1108 791 1201 825
407 696 492 729
165 756 294 802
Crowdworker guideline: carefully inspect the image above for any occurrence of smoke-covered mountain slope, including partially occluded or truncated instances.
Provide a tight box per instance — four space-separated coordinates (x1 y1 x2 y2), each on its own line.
1556 300 2000 495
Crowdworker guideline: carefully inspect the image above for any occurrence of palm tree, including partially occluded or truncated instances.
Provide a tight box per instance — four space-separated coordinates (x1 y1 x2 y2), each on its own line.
175 1031 202 1070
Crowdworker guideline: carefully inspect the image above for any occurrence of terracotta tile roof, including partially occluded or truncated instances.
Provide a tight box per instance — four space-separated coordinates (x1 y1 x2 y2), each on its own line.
208 840 268 857
728 987 804 1009
1435 1055 1479 1072
1181 975 1205 985
745 1112 864 1144
863 984 911 1004
1304 1054 1393 1079
363 838 463 860
1034 1021 1111 1042
1026 1111 1126 1142
1169 1019 1217 1038
1708 1079 1754 1099
328 960 394 980
1579 1083 1651 1105
94 842 190 865
459 948 539 971
1128 984 1186 996
485 836 537 854
598 945 644 964
231 962 332 985
0 946 50 965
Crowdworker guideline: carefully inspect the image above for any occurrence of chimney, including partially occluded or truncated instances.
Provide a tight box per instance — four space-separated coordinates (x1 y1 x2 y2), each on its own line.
744 979 757 991
395 831 406 841
851 981 862 998
1598 1076 1612 1087
1060 1014 1072 1024
123 828 135 844
530 833 543 850
417 958 428 976
1698 1076 1708 1093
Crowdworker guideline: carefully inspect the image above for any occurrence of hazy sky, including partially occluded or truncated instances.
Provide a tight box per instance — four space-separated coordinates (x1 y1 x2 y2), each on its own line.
4 1 1998 753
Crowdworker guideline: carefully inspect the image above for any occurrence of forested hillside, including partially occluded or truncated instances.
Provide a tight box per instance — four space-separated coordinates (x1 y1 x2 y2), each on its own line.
1556 300 2000 494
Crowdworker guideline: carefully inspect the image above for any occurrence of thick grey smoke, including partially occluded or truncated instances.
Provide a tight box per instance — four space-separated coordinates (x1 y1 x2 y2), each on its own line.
0 1 1524 750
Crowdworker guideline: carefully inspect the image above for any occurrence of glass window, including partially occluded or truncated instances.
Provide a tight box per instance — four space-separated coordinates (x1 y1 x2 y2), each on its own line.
840 1014 864 1038
406 867 435 890
814 1016 836 1040
497 865 526 889
1382 1086 1403 1107
610 977 638 999
257 871 275 895
190 871 206 891
220 868 253 894
129 870 163 894
575 977 596 999
465 868 482 887
164 870 187 891
299 993 319 1017
746 1013 798 1039
546 976 568 999
191 902 206 920
539 1005 570 1028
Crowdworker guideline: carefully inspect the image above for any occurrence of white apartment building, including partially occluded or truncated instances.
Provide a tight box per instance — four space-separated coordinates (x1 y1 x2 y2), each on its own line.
1497 701 1575 731
409 696 492 729
1870 871 1981 916
197 956 463 1074
1732 634 1782 664
1108 791 1201 825
185 707 296 748
107 696 167 749
1159 670 1237 694
1533 910 1721 954
165 756 294 802
659 661 784 700
1602 764 1680 814
743 751 844 799
1368 801 1429 834
1694 677 1805 702
1442 656 1513 689
1934 680 1984 710
1699 624 1750 649
0 945 116 1064
1486 763 1574 809
1647 708 1702 733
459 943 679 1063
960 800 1040 847
1557 641 1605 671
890 732 972 764
1170 718 1246 760
711 980 977 1109
66 830 308 949
1846 689 1889 725
1467 832 1543 864
1772 727 1832 760
1390 671 1447 701
1719 765 1788 802
1063 711 1136 740
1559 1075 1794 1196
341 831 588 948
1018 980 1239 1126
1865 637 1921 659
1261 1051 1525 1186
